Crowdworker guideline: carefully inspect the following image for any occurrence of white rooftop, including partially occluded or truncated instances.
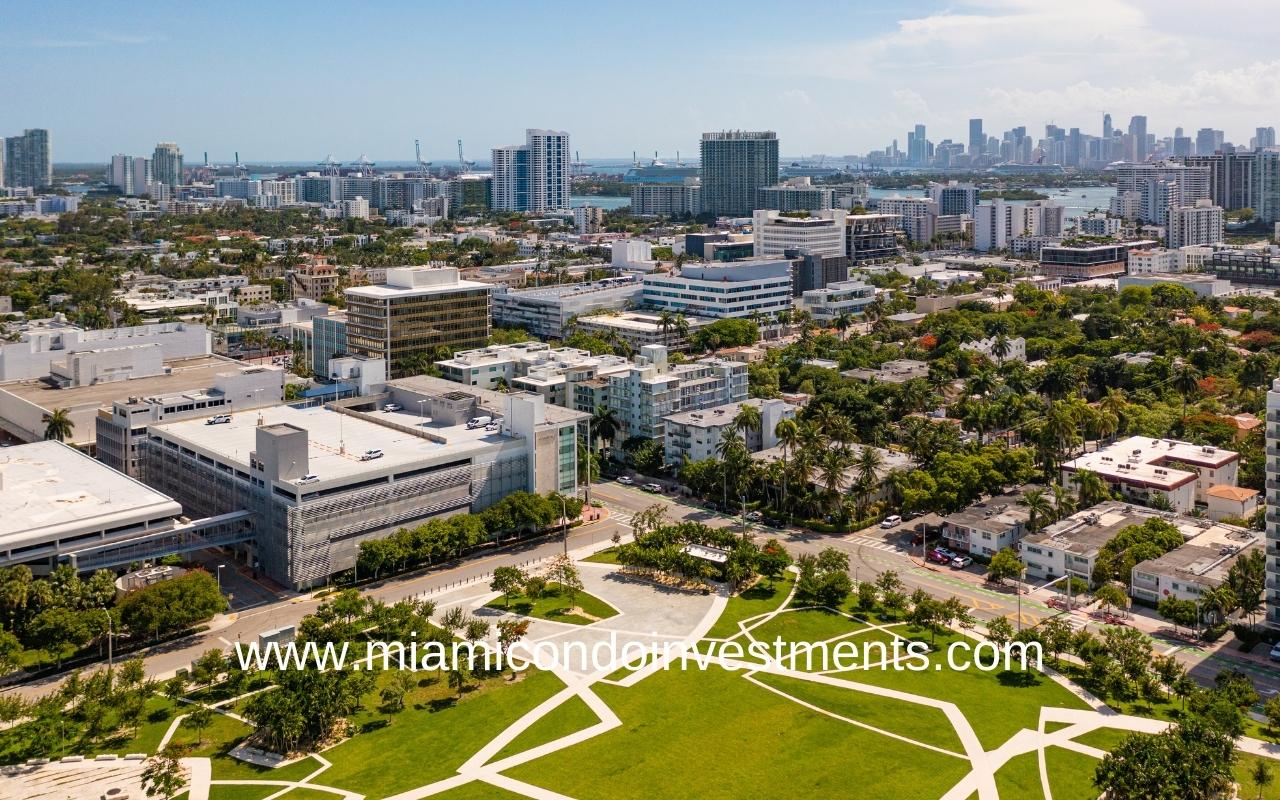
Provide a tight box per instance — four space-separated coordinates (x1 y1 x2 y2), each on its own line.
1064 436 1237 490
151 404 506 484
345 266 491 299
0 441 180 543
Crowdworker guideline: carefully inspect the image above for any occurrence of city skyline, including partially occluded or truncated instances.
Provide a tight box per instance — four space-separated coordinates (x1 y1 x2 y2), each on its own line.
6 0 1280 162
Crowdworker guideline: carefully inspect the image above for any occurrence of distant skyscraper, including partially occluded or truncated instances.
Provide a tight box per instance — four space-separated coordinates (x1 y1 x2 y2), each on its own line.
699 130 778 217
3 128 51 189
1196 128 1218 156
1103 113 1112 141
1128 116 1148 161
968 119 984 157
1255 127 1276 149
490 129 570 213
152 142 183 188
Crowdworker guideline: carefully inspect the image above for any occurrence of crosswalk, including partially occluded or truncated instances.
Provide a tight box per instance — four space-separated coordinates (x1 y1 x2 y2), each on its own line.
604 506 635 528
843 533 909 555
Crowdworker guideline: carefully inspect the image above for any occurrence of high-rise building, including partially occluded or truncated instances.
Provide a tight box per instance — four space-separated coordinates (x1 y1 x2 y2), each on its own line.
699 130 779 217
1102 113 1112 141
752 209 846 258
974 199 1030 252
490 129 570 213
968 119 984 157
108 154 135 194
1128 116 1148 162
1112 162 1211 225
1255 127 1277 149
1167 200 1225 249
344 267 493 378
3 129 51 189
1266 379 1280 630
152 142 184 188
1196 128 1223 156
928 181 979 216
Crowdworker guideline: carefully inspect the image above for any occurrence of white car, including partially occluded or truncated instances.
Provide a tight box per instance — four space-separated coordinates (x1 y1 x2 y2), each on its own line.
880 515 903 529
383 403 403 413
745 511 763 522
360 449 384 461
297 474 320 485
642 483 663 493
616 476 635 486
951 555 973 569
1270 642 1280 663
206 414 231 425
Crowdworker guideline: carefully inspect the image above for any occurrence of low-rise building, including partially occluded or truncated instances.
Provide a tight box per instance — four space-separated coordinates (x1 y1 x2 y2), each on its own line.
1126 248 1180 275
1204 484 1260 522
574 310 715 353
1038 240 1159 282
959 335 1026 363
0 319 210 383
939 492 1031 558
1117 272 1237 299
797 279 876 325
1061 435 1240 513
663 398 798 465
843 359 929 384
752 209 846 259
491 277 643 339
608 345 747 441
641 260 793 321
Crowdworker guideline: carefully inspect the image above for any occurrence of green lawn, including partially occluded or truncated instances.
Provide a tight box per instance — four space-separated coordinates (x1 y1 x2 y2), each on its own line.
742 607 868 650
994 751 1041 798
318 670 566 798
1071 726 1142 752
492 694 600 762
208 786 284 800
502 666 972 800
703 571 795 640
272 789 348 800
582 548 620 564
485 583 618 625
827 628 1092 750
209 755 324 783
751 671 967 753
1045 746 1102 800
430 781 532 799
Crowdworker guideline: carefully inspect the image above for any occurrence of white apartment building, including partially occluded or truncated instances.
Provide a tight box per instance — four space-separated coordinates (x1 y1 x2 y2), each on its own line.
974 199 1027 252
612 239 655 270
1178 245 1215 272
663 398 798 465
436 342 630 410
608 345 748 441
1167 200 1225 249
573 205 603 234
797 279 876 324
340 196 370 219
752 209 846 257
939 492 1032 558
491 277 643 339
1024 200 1065 236
491 129 571 213
1062 435 1240 513
641 260 793 321
958 335 1026 363
1126 248 1180 275
1077 212 1122 237
875 197 937 243
1265 378 1280 629
1111 162 1211 225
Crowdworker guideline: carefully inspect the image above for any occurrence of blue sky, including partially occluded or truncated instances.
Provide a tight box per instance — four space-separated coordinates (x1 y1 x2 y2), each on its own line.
5 0 1279 162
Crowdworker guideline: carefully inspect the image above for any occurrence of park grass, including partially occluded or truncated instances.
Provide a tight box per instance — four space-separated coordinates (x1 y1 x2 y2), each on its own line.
491 694 600 762
1043 720 1073 734
743 606 867 649
827 628 1092 750
502 666 972 800
168 711 254 758
272 789 349 800
317 669 566 798
209 755 324 783
1069 729 1280 800
702 570 795 640
993 751 1041 798
209 786 283 800
582 548 619 564
430 781 532 799
1045 746 1102 800
751 671 967 753
1071 726 1142 752
485 582 617 625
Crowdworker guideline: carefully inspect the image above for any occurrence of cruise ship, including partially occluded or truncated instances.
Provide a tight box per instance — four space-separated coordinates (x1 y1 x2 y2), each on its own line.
623 155 699 184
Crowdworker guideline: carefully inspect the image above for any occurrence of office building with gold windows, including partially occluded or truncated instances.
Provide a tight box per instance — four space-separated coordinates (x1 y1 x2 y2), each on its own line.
344 267 492 378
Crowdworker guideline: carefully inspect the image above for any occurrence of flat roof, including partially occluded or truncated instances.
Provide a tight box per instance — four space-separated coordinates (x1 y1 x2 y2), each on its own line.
0 441 180 543
0 355 248 410
151 403 506 484
942 493 1032 531
389 374 588 426
664 398 790 429
1063 436 1238 490
344 278 491 299
577 311 716 333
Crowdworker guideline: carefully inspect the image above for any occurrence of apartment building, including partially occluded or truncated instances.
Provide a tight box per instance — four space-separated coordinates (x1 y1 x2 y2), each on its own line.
491 277 643 339
607 345 747 441
1062 436 1240 513
663 398 797 465
641 260 794 321
752 209 846 258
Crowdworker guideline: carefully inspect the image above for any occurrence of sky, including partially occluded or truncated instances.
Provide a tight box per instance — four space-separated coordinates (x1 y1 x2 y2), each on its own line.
5 0 1280 163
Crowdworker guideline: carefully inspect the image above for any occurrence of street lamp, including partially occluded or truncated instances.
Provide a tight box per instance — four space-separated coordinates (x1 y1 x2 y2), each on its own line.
217 563 226 591
557 494 569 555
417 399 427 428
100 607 113 691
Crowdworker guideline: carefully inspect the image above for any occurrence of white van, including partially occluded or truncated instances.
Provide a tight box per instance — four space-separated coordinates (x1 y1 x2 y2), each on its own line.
466 415 493 429
880 515 903 529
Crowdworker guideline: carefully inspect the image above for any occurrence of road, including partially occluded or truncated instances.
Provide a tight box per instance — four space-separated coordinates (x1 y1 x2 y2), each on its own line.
5 481 1276 700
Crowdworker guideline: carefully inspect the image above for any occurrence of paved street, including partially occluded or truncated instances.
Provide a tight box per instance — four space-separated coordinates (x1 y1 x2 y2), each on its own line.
5 481 1277 701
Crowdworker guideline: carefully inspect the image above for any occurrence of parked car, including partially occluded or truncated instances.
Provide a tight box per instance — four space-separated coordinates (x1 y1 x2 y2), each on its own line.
1270 642 1280 663
360 449 384 461
951 556 973 569
927 548 958 565
466 415 493 429
297 474 320 485
880 515 903 529
206 414 231 425
745 511 763 522
616 476 634 486
642 483 663 493
383 403 402 412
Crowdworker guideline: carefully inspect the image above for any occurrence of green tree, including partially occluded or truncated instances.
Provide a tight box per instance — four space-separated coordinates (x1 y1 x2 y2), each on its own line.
42 408 74 442
183 705 213 746
490 566 527 608
986 548 1025 585
141 744 190 800
1094 719 1235 800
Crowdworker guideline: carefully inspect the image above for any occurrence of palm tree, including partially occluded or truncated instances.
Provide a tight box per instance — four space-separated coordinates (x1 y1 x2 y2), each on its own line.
590 405 619 453
774 418 800 517
818 446 852 518
43 408 74 442
834 311 853 340
1172 364 1200 423
672 313 690 347
990 334 1012 365
716 428 748 506
733 403 762 440
656 310 674 346
1018 487 1053 533
1071 469 1110 508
